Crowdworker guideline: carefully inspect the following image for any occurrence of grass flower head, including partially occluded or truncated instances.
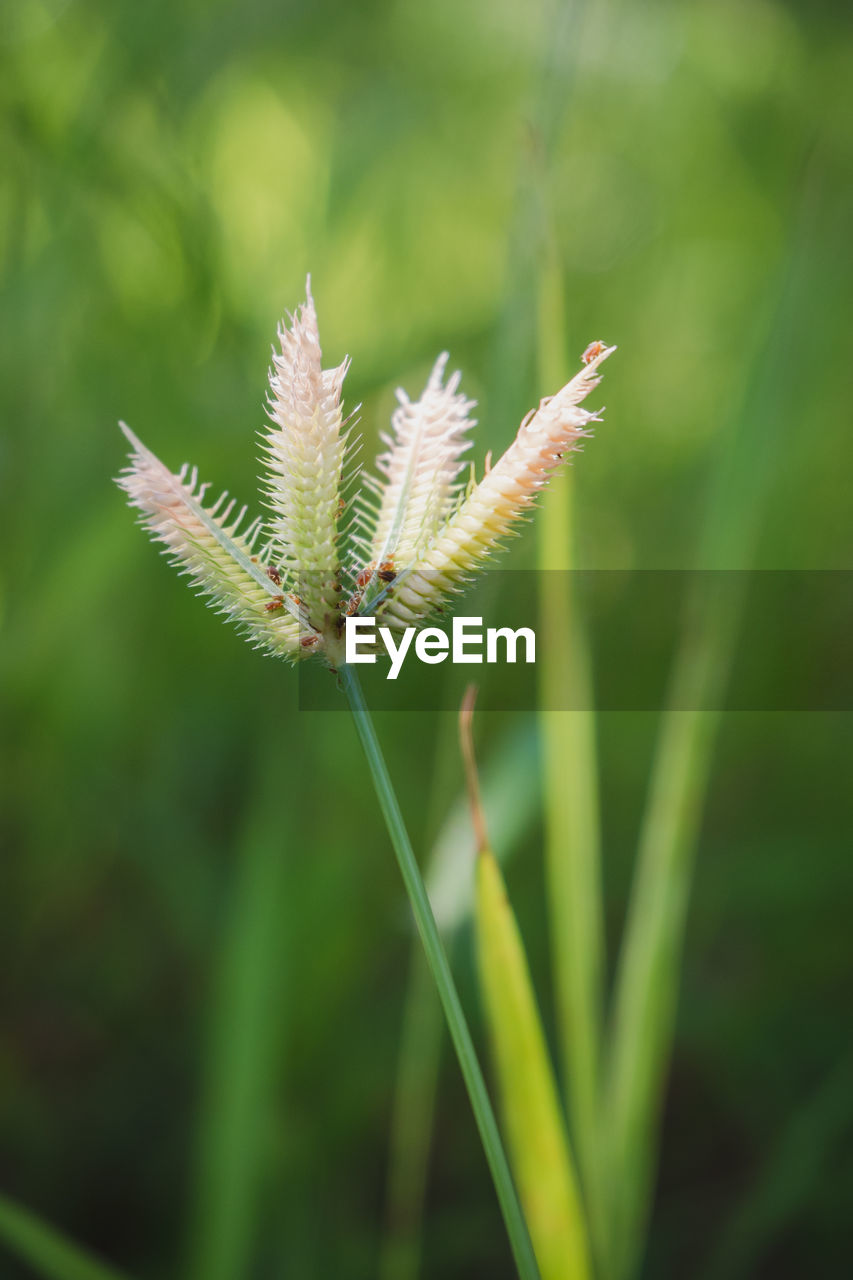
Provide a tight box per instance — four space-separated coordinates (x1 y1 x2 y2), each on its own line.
117 280 614 666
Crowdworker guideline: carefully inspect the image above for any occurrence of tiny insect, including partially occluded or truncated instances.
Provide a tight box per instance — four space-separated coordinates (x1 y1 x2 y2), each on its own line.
356 563 376 590
265 595 285 613
288 592 302 608
344 591 363 616
582 340 607 365
377 560 396 584
266 565 282 586
300 633 319 649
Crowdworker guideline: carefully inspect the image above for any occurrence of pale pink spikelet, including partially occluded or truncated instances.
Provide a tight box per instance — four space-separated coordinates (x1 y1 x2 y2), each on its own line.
261 278 353 629
355 354 475 591
117 424 303 659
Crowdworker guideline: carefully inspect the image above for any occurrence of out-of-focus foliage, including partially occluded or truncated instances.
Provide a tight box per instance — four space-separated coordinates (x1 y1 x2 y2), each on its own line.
1 1 851 1277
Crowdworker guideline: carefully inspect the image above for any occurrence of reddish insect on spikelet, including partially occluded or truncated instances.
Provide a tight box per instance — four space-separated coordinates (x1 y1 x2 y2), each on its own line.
356 559 396 591
356 562 376 590
582 340 607 365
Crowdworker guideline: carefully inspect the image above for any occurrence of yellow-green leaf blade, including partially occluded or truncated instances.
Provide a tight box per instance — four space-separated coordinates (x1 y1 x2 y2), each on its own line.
476 847 590 1280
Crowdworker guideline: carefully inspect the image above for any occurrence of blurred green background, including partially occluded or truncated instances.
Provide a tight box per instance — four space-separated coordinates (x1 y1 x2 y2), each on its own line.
1 0 852 1277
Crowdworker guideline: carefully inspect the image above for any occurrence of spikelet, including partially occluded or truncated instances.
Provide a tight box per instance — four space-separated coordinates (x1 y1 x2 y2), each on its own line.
117 423 303 660
261 279 351 629
356 354 474 590
376 345 615 629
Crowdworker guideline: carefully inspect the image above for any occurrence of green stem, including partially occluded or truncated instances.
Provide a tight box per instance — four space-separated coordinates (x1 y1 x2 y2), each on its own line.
379 945 443 1280
339 664 540 1280
535 226 607 1270
0 1193 130 1280
379 720 542 1280
185 742 291 1280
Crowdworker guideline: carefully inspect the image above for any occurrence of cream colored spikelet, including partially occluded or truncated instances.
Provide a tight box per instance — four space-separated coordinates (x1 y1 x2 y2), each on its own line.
262 281 353 629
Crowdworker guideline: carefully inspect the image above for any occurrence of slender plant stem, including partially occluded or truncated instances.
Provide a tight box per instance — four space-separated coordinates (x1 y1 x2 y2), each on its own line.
535 230 607 1268
380 720 541 1280
379 713 458 1280
0 1193 130 1280
339 663 540 1280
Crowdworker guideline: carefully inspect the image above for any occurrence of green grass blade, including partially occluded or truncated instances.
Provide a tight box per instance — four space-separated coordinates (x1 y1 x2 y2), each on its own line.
476 845 591 1280
339 665 541 1280
603 157 821 1280
0 1193 130 1280
459 691 589 1280
536 234 607 1266
381 722 541 1280
379 946 443 1280
603 700 724 1280
185 748 290 1280
603 461 768 1278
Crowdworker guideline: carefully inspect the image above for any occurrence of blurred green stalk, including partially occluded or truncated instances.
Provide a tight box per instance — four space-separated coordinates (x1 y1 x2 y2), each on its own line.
379 945 442 1280
380 724 541 1280
185 745 290 1280
536 240 607 1266
604 157 819 1280
603 654 731 1280
461 688 591 1280
340 664 541 1280
0 1193 130 1280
